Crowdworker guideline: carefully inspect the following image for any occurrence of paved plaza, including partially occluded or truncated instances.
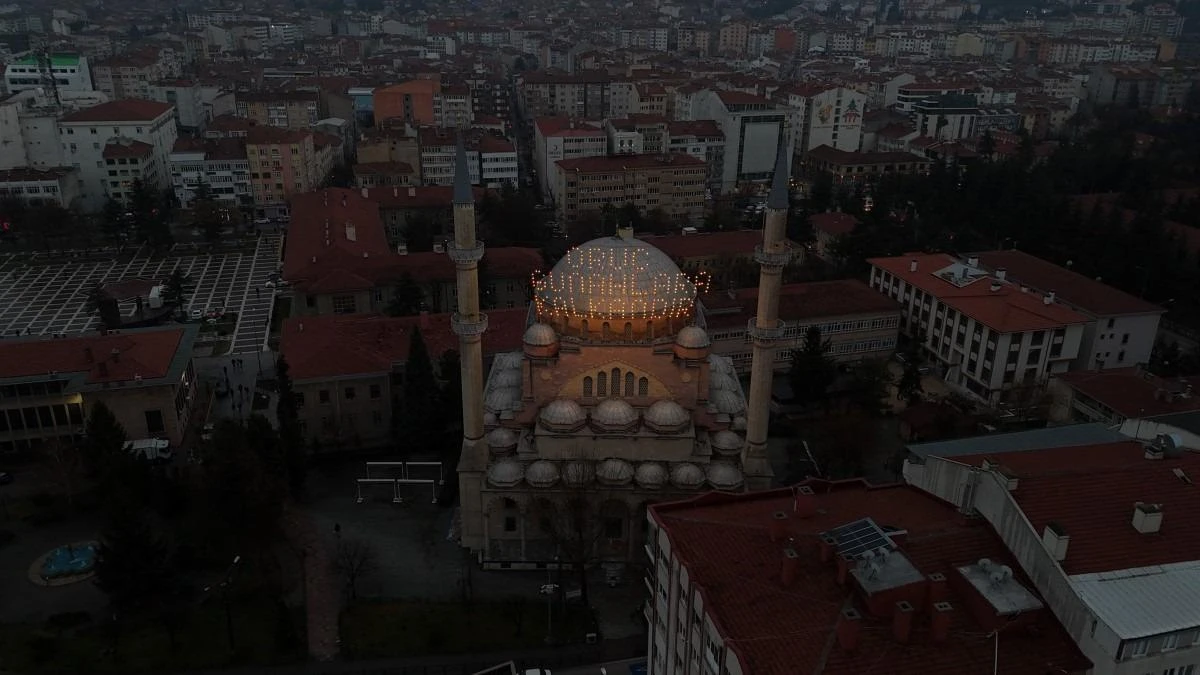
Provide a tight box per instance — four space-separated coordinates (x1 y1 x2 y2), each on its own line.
0 233 282 355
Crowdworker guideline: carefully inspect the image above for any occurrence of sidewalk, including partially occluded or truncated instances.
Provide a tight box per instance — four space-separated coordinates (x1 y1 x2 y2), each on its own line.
185 635 646 675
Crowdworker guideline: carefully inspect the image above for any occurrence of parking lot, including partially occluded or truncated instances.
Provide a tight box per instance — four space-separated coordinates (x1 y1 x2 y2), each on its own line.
0 233 282 355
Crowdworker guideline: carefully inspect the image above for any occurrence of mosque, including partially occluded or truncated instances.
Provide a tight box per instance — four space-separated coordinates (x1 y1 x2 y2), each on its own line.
448 136 793 569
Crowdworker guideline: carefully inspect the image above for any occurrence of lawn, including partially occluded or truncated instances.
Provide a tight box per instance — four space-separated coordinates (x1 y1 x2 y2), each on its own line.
341 600 596 659
0 599 305 674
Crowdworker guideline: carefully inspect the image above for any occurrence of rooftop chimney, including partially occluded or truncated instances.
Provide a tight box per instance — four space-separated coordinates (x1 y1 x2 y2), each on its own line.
769 511 789 542
893 600 915 644
1042 523 1069 562
931 602 953 643
341 194 347 207
83 346 94 363
781 548 799 587
111 348 120 362
1132 502 1163 534
836 554 853 586
298 322 304 333
926 572 949 610
836 608 862 652
1044 290 1056 305
408 187 416 197
990 281 1001 292
909 258 918 272
967 255 979 267
794 486 817 519
345 222 357 242
818 534 837 564
361 187 368 199
995 268 1007 281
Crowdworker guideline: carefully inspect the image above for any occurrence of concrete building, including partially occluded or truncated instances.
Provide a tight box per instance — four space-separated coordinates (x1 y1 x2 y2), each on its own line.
778 84 867 154
533 117 607 201
58 99 178 211
701 280 901 373
903 435 1200 675
517 70 611 120
803 146 932 184
278 310 525 448
149 79 234 131
244 127 320 219
868 253 1091 404
418 128 517 189
690 90 797 193
1053 366 1200 426
373 80 440 127
0 326 199 454
645 481 1091 675
236 91 321 129
4 53 93 94
92 49 176 101
168 138 251 208
552 153 707 226
0 167 83 208
665 120 726 192
972 250 1164 372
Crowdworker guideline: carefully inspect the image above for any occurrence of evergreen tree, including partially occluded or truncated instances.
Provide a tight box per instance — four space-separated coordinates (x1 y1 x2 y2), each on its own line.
94 509 176 611
275 355 307 497
789 327 837 408
84 401 128 476
437 349 463 458
898 356 924 406
162 269 194 313
978 129 996 159
191 182 224 243
100 197 127 243
385 273 425 316
400 329 439 454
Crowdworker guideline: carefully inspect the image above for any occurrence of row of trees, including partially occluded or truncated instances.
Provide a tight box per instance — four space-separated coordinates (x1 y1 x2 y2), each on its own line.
100 179 176 249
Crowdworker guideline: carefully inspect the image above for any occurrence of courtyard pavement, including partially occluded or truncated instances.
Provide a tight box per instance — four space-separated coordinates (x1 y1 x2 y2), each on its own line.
0 234 281 356
0 511 106 623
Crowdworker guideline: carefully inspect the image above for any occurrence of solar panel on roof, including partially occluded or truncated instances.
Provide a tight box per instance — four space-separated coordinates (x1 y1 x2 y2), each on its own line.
828 517 893 560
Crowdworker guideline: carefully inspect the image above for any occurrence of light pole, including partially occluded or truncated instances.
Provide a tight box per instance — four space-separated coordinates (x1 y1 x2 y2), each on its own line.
204 555 241 653
540 556 559 645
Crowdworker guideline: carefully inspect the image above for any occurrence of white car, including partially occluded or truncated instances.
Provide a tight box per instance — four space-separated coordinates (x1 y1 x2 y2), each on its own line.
189 308 203 321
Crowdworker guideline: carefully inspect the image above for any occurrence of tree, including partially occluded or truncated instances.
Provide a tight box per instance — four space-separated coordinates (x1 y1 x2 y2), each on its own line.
83 401 128 476
978 130 996 159
617 202 644 231
334 538 377 600
42 438 84 508
436 350 463 459
645 207 671 235
128 179 172 248
200 418 287 556
400 329 440 454
808 171 834 212
385 273 425 317
403 211 439 253
84 282 121 328
502 595 530 637
847 359 892 416
101 197 127 243
275 355 307 497
191 182 224 243
93 508 181 627
809 412 871 478
162 269 194 312
789 326 837 408
897 358 924 406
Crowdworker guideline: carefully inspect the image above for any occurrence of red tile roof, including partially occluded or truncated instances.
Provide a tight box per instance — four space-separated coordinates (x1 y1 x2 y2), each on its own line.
283 188 392 286
869 253 1090 333
948 441 1200 575
0 328 185 384
1056 367 1200 418
971 251 1159 318
366 185 487 209
666 119 723 138
279 309 528 380
638 230 761 261
651 481 1091 675
102 140 153 159
555 153 705 173
811 212 859 236
702 280 901 330
60 99 173 123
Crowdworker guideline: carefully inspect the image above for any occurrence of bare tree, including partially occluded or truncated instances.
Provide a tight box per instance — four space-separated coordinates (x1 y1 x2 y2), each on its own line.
334 538 377 601
42 438 84 507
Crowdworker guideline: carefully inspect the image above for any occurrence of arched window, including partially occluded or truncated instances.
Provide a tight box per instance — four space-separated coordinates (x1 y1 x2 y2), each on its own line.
638 377 649 397
583 376 593 398
624 322 633 340
581 319 589 336
602 322 611 339
597 371 607 397
611 368 621 396
625 372 635 396
645 321 653 338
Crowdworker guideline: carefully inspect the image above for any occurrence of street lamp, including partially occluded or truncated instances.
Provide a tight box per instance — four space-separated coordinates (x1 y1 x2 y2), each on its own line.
540 556 559 645
203 555 241 652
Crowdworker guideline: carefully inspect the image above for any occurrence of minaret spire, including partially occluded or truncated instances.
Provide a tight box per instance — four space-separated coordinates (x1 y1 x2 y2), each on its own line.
450 129 489 550
743 130 791 489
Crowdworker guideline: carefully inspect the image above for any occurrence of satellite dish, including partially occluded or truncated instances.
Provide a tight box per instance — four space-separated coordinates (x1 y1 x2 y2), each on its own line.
978 557 993 572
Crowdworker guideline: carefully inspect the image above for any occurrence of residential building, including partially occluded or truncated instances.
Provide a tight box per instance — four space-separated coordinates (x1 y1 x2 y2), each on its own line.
868 253 1090 403
700 279 901 372
92 49 176 101
640 230 764 270
517 70 611 120
716 21 750 54
533 117 607 200
236 91 321 129
777 84 867 154
278 310 526 448
245 127 320 218
645 480 1090 675
552 154 707 226
437 85 474 127
149 79 235 131
168 138 251 208
373 79 440 126
0 326 199 454
811 212 860 261
352 162 414 188
418 128 517 189
689 90 797 193
366 184 484 246
803 146 931 184
665 120 725 191
4 54 93 94
1052 366 1200 426
972 250 1165 371
57 99 178 211
0 167 83 208
903 436 1200 675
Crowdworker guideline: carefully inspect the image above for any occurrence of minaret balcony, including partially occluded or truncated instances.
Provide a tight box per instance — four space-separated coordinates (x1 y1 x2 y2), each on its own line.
448 240 485 265
747 318 786 342
452 312 489 337
754 244 792 268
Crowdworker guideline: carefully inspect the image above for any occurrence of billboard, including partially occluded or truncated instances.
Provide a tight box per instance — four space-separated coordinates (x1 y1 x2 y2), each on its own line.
741 120 783 175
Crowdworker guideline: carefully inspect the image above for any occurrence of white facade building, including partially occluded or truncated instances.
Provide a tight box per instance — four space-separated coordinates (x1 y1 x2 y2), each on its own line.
778 84 866 154
533 117 608 201
0 167 83 208
4 54 93 94
57 100 178 211
149 80 235 131
168 138 252 207
690 89 797 193
477 136 518 189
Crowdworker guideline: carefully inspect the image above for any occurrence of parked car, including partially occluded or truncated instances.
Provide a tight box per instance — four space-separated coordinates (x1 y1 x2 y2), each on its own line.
189 308 203 321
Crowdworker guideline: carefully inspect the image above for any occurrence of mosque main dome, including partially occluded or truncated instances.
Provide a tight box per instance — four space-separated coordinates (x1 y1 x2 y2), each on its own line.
533 233 696 322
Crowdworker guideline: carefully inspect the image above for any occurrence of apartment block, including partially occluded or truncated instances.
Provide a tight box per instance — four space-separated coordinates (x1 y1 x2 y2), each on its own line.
517 70 611 120
92 48 178 101
665 120 726 191
149 79 235 131
552 153 706 226
236 91 320 129
0 167 83 209
690 90 797 192
245 127 320 218
373 79 440 126
777 84 867 154
4 54 93 94
868 253 1090 403
168 138 251 207
533 117 608 200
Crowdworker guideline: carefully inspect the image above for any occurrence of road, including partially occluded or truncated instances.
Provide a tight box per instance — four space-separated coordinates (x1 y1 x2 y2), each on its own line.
555 657 646 675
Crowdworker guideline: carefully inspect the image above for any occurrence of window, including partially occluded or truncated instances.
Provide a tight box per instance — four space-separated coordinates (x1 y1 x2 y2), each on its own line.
318 390 330 404
1107 318 1115 329
369 384 381 399
604 517 623 539
294 393 305 408
332 294 356 314
503 516 517 532
1161 633 1179 651
372 410 383 426
639 377 649 396
1122 333 1130 345
583 376 593 397
1126 639 1149 658
625 372 635 395
144 409 165 435
597 371 607 397
344 386 356 400
611 368 621 395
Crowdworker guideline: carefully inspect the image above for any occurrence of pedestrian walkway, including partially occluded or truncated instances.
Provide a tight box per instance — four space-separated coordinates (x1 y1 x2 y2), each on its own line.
231 233 284 354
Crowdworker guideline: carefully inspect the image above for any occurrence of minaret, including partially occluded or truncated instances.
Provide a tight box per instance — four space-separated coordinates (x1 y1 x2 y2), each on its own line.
742 133 791 490
450 134 488 551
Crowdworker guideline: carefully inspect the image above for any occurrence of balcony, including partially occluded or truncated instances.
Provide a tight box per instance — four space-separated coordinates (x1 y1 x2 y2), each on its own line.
451 312 488 337
447 241 485 265
747 318 786 342
754 244 792 268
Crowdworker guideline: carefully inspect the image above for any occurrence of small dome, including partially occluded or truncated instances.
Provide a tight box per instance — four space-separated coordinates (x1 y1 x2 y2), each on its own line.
494 369 522 388
676 325 711 349
644 400 690 432
711 430 742 453
523 322 558 346
670 462 705 489
526 460 560 488
563 461 594 487
708 353 735 374
634 462 667 489
711 390 745 415
540 399 587 429
596 458 635 486
484 411 498 426
709 371 737 392
592 398 639 430
485 386 521 413
487 427 519 452
487 459 524 488
707 462 744 490
731 416 747 431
